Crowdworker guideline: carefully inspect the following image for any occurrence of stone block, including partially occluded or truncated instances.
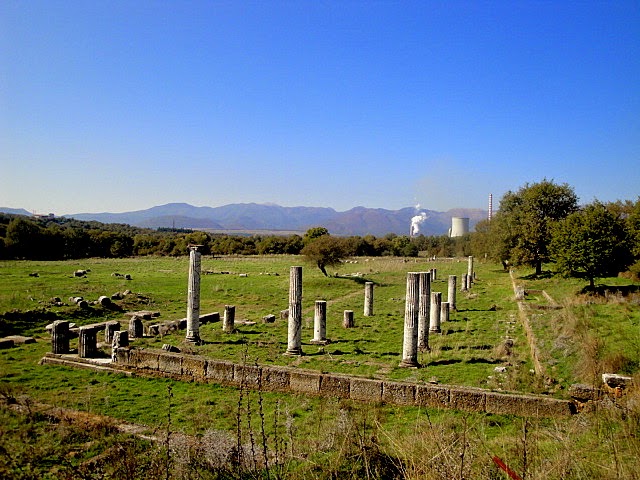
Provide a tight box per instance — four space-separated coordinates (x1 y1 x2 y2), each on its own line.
262 366 290 392
132 349 160 370
382 381 415 405
158 352 183 375
290 371 321 394
485 391 574 417
320 374 350 398
234 364 262 387
415 384 450 409
350 377 383 402
182 355 207 379
206 360 235 384
450 388 486 412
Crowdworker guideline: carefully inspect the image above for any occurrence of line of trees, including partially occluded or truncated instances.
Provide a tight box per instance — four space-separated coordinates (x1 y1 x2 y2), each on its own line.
0 214 472 261
2 180 639 287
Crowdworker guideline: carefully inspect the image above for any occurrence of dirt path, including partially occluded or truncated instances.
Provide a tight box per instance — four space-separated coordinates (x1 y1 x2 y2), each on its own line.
509 270 546 377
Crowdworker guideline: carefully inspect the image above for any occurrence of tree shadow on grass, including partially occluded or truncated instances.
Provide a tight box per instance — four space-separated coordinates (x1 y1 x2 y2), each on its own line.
464 357 501 365
333 275 380 286
579 284 640 296
521 270 554 280
427 358 461 366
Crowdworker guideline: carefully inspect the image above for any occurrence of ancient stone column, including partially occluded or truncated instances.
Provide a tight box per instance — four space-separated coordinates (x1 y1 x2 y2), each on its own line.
461 274 469 292
104 321 120 344
51 320 70 354
285 266 303 356
185 245 202 343
441 301 450 324
364 282 374 316
311 300 328 344
223 305 236 333
129 316 143 339
111 330 129 362
78 326 98 358
399 272 420 368
112 330 129 349
430 268 437 281
447 275 457 311
467 256 474 285
417 271 431 351
429 292 442 333
343 310 355 328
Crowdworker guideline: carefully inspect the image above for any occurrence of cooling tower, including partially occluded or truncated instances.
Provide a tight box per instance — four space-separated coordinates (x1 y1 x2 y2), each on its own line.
449 217 470 237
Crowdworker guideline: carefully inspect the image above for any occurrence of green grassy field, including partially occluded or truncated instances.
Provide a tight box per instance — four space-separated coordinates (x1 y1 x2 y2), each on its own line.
1 255 639 479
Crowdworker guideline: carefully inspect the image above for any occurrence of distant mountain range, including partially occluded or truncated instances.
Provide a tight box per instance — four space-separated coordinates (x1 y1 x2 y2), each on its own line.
1 203 488 236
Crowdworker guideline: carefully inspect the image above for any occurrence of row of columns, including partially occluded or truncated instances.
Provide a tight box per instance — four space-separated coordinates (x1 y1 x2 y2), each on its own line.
51 320 129 358
52 254 475 362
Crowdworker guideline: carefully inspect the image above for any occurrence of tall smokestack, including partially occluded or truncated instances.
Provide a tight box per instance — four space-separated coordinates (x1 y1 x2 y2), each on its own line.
488 193 493 221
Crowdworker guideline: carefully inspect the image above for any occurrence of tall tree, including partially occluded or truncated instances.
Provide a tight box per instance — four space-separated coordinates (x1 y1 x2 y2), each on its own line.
495 179 578 274
550 201 632 288
301 234 346 276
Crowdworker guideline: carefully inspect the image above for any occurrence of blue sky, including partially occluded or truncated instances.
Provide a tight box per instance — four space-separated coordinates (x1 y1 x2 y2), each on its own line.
1 1 638 215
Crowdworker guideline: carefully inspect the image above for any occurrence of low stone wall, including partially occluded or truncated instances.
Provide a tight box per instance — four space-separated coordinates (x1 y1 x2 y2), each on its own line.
113 347 575 418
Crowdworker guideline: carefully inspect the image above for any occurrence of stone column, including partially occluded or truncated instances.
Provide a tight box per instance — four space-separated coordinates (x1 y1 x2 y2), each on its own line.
461 274 469 292
447 275 457 311
285 266 303 356
186 245 202 343
430 268 437 281
311 300 328 344
429 292 442 333
129 316 143 339
417 271 431 351
364 282 374 316
223 305 236 333
467 256 474 285
104 321 120 344
399 272 420 368
112 330 129 348
51 320 70 354
111 330 129 362
441 301 450 324
78 326 98 358
343 310 355 328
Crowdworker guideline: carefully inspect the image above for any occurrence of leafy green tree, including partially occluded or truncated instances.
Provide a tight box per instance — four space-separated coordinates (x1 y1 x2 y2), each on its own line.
625 197 640 259
301 234 346 276
495 179 578 275
550 201 632 288
303 227 329 244
4 217 42 259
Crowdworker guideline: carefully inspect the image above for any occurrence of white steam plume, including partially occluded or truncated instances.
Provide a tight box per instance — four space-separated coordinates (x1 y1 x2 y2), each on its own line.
410 211 428 236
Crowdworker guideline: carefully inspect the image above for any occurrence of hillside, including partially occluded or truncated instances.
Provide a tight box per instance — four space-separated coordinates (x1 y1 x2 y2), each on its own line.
61 202 487 236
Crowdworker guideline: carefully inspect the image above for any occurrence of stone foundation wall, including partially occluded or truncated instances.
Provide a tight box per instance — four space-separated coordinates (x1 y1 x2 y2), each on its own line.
113 347 575 418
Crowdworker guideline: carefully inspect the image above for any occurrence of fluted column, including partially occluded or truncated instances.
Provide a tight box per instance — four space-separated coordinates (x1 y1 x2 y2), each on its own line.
399 272 420 368
311 300 328 344
429 292 442 333
285 266 303 355
185 245 202 343
467 256 474 286
78 326 98 358
51 320 69 354
447 275 457 311
417 271 431 351
441 301 450 324
104 321 120 344
364 282 374 316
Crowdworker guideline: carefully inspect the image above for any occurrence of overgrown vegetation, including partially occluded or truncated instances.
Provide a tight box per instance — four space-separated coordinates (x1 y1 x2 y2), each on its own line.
1 180 640 477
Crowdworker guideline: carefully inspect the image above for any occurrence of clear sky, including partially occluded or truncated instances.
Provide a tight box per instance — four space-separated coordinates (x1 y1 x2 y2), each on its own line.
1 1 638 215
